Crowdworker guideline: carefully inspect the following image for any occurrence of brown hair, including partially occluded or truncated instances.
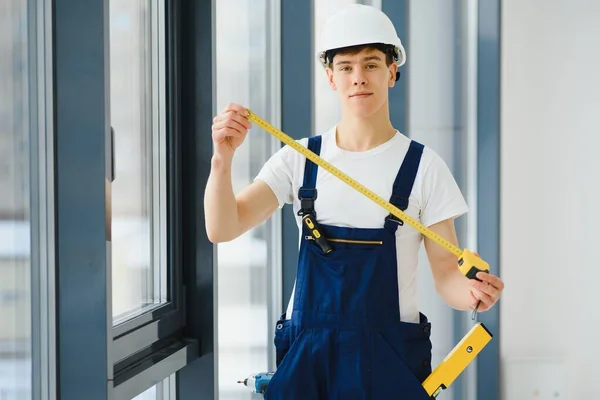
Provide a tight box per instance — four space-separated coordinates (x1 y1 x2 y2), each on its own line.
324 42 396 68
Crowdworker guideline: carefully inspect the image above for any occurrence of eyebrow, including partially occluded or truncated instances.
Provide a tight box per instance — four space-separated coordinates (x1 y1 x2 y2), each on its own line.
335 55 383 66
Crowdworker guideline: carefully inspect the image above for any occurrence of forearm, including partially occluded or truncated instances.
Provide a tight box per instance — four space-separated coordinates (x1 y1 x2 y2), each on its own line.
435 266 476 311
204 154 241 243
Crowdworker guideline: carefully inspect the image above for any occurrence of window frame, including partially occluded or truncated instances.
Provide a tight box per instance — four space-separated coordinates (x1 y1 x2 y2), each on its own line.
111 0 187 380
29 0 56 399
53 0 197 398
109 0 171 328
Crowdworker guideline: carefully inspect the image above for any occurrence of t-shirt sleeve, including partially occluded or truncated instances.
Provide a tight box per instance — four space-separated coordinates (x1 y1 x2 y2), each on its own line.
419 150 469 227
254 139 305 208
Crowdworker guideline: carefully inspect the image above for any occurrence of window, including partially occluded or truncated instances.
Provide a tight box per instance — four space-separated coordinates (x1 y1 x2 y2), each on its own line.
215 0 281 398
0 0 32 398
109 0 168 324
108 1 188 394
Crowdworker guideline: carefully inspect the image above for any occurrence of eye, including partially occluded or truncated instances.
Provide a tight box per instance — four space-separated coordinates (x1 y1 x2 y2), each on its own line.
340 66 351 72
365 64 377 70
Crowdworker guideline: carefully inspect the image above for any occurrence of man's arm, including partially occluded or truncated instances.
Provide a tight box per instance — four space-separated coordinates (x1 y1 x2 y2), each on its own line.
424 217 504 312
204 102 280 243
424 218 476 311
204 154 279 243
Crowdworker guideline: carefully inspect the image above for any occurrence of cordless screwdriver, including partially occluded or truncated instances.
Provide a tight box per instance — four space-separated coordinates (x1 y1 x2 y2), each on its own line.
237 372 274 395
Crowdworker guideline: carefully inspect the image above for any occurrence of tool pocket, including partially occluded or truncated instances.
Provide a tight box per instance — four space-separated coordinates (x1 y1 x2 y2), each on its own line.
371 329 433 399
266 328 315 400
273 320 304 368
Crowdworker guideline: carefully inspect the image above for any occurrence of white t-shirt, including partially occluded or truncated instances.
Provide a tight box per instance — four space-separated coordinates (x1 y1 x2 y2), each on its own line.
255 127 469 323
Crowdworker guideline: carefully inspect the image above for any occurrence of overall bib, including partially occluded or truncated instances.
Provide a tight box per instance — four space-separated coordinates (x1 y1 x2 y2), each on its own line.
264 136 433 400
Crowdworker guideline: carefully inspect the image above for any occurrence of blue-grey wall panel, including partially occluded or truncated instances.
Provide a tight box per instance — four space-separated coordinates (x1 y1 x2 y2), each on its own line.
176 0 216 397
477 1 501 399
281 1 313 313
382 0 409 135
53 0 110 398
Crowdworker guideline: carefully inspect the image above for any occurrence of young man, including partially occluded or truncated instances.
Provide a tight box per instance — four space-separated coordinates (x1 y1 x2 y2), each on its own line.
205 4 504 399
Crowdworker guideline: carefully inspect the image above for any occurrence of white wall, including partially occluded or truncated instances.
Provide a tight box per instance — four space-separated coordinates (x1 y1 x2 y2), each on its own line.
501 1 600 398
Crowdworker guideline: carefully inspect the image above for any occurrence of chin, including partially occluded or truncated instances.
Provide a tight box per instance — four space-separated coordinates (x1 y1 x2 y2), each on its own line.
348 102 382 119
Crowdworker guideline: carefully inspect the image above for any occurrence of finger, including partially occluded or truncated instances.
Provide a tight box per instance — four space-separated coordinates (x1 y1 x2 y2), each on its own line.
469 293 480 310
476 272 504 290
212 125 245 139
214 111 252 130
212 119 248 136
222 102 249 117
471 279 499 299
212 127 245 143
214 109 251 126
471 287 494 309
214 118 250 135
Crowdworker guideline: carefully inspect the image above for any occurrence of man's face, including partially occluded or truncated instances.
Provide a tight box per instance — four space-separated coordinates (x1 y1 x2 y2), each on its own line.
325 47 397 119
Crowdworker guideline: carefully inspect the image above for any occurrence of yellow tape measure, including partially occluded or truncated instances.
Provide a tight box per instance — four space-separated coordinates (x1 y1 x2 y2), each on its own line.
246 109 490 278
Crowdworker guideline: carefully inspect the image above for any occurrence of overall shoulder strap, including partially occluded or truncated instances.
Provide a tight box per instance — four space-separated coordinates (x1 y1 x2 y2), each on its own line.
297 135 322 216
385 140 424 228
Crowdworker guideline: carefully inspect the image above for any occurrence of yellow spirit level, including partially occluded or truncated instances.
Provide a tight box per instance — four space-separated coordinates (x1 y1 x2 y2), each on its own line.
423 322 493 397
246 109 490 279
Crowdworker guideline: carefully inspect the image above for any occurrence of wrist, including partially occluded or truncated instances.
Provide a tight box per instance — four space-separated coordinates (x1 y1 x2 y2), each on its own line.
211 152 233 171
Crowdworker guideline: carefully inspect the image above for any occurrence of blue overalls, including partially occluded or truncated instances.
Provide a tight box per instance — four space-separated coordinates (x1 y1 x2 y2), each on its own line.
264 136 433 399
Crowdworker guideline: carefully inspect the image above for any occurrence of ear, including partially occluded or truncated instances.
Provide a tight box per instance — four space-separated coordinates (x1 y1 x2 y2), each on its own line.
326 68 337 90
388 63 398 88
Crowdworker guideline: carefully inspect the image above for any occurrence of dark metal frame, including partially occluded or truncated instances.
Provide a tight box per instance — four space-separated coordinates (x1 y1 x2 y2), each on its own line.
53 0 200 398
53 1 111 398
175 0 218 397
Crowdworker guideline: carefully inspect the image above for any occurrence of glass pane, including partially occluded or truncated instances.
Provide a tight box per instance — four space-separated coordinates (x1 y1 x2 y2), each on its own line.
132 374 175 400
215 1 276 399
0 0 32 398
133 385 157 400
110 0 167 323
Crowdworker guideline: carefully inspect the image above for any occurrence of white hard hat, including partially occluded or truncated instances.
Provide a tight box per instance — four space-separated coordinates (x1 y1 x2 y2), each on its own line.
317 4 406 68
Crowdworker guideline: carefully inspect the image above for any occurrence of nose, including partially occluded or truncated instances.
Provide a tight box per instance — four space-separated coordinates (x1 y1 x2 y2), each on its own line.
353 69 367 86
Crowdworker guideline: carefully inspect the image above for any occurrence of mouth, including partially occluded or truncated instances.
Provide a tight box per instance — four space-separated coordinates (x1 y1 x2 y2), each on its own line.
350 92 373 98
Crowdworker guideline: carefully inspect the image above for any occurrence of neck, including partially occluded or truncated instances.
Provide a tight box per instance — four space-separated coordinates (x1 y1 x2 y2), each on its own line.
336 102 396 151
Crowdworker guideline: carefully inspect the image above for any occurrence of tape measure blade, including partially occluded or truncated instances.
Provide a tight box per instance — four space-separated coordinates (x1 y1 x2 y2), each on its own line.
247 110 462 257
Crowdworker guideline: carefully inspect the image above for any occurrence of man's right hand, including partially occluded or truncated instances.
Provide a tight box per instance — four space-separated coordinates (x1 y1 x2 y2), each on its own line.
205 102 279 243
211 103 252 160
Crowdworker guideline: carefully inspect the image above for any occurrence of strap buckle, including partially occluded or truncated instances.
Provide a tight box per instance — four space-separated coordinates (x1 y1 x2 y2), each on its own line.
386 214 404 226
297 188 317 216
386 194 408 225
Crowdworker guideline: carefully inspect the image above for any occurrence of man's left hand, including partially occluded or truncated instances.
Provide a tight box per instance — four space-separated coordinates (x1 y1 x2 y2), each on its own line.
470 272 504 312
